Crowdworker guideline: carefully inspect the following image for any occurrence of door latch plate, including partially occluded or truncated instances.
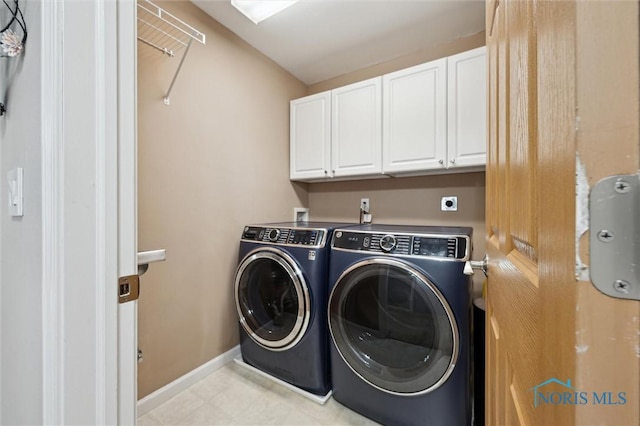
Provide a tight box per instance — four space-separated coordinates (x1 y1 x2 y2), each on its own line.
589 174 640 301
119 275 140 303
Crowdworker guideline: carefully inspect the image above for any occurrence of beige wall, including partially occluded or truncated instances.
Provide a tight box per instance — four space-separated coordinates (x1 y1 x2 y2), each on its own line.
308 31 485 94
137 1 307 398
308 173 486 292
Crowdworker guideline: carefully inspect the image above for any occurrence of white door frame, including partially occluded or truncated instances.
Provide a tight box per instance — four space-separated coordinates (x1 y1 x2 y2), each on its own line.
41 1 137 424
117 0 139 423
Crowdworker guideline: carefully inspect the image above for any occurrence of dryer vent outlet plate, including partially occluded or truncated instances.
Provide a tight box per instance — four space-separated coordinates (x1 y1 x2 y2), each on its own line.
294 207 309 222
441 196 458 212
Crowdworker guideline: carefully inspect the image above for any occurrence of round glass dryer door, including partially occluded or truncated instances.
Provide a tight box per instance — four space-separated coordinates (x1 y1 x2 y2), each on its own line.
235 248 310 351
328 258 458 395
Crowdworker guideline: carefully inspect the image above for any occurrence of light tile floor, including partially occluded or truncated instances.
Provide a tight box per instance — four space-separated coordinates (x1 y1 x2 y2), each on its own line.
138 362 380 425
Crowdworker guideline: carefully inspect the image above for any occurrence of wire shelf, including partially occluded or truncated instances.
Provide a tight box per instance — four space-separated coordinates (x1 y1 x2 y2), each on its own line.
137 0 206 104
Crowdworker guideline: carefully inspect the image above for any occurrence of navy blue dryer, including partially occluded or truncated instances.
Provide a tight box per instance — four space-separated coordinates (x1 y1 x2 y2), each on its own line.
327 224 473 426
234 222 353 396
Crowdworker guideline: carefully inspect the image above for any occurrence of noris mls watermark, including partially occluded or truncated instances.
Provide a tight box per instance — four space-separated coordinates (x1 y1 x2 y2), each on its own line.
530 378 627 408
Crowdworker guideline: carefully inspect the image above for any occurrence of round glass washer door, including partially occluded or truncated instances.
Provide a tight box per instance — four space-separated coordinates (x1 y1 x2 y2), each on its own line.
235 247 310 351
328 258 458 395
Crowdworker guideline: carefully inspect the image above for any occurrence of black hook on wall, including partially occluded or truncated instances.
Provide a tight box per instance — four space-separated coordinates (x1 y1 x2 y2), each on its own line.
0 0 28 116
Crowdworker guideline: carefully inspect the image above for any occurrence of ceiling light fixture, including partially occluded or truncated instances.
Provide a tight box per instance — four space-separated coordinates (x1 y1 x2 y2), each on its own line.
231 0 299 25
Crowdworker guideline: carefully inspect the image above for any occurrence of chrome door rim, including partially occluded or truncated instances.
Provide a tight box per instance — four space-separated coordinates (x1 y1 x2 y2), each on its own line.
328 257 459 395
234 247 310 351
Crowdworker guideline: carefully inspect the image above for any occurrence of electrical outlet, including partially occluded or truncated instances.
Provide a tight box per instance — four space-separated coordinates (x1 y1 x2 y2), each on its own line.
360 198 370 213
441 196 458 212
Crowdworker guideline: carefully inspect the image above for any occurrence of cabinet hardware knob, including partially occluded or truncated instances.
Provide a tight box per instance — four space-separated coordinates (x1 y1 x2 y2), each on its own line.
324 170 328 174
450 159 456 164
438 159 444 165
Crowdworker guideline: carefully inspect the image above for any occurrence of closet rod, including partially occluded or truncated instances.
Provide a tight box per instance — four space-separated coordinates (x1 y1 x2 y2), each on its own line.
138 37 174 57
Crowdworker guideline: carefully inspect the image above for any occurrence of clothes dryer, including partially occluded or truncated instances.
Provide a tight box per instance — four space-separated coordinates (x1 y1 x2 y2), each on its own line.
234 222 354 396
327 224 473 425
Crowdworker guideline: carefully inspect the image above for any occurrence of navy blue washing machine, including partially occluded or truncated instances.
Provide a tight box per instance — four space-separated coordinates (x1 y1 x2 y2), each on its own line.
327 224 473 426
234 222 355 396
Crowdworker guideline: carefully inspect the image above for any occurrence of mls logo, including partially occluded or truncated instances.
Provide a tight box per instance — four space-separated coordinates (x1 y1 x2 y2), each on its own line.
530 378 577 408
530 378 627 407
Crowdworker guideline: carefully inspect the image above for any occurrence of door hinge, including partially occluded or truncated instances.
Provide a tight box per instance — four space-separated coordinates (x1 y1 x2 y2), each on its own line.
119 274 140 303
589 174 640 301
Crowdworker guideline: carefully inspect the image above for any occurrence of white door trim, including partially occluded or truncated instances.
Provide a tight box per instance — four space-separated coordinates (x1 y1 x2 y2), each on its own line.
41 0 64 423
117 0 139 423
97 0 120 423
41 1 136 424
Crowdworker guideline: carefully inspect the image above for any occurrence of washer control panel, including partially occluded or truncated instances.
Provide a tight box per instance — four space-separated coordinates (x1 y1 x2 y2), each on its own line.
242 226 326 248
332 230 469 260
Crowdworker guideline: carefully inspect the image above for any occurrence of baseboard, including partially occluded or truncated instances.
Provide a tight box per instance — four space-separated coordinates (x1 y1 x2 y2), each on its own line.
137 345 241 417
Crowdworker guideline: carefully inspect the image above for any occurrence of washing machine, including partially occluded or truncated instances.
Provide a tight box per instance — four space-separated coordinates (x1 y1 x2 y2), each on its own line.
327 224 473 426
234 221 355 396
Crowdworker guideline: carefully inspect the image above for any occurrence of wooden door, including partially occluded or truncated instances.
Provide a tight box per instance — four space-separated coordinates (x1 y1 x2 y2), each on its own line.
485 0 640 425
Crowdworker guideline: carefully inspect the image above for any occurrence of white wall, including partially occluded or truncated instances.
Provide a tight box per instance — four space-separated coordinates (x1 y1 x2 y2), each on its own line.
0 1 43 424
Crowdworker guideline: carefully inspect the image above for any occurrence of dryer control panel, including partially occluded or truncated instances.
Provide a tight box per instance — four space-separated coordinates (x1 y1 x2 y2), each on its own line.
242 226 327 248
332 230 469 261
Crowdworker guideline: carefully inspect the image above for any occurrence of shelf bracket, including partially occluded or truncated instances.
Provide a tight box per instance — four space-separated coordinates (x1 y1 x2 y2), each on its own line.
164 37 193 105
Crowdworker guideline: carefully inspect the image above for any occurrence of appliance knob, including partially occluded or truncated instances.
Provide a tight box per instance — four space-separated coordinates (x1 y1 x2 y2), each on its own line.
379 234 397 252
268 229 280 242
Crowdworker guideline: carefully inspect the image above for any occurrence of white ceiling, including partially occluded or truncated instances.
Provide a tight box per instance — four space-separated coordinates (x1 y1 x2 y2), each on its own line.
191 0 486 85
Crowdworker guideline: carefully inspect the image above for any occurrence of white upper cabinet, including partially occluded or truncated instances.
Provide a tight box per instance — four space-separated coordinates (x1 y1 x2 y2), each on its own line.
382 58 447 174
331 77 382 178
289 46 487 182
447 46 487 168
290 91 331 180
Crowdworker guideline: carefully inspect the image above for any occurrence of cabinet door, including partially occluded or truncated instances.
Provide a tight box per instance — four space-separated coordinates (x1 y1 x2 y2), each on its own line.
331 77 382 177
290 91 331 180
447 46 487 168
382 58 447 174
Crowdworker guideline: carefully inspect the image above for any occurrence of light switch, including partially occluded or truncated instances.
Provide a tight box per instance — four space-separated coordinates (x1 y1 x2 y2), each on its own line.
8 168 23 217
